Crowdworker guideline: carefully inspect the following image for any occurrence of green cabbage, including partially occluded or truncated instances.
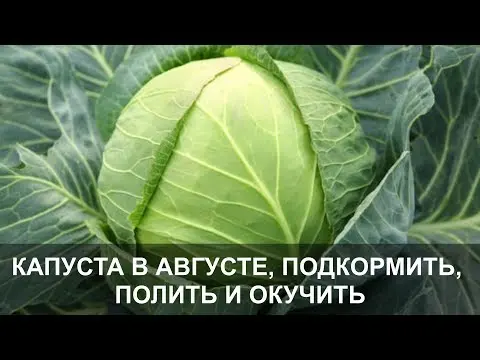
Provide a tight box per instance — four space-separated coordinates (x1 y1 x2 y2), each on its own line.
97 53 376 284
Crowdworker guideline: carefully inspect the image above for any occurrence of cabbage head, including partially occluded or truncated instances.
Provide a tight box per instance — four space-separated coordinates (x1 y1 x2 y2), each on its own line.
97 46 377 286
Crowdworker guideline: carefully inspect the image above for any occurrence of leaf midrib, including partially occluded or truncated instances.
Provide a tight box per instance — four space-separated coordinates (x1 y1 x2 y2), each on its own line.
409 211 480 233
195 102 296 245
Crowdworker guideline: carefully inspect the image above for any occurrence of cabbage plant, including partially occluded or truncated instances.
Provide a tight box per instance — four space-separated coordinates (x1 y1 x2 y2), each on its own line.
0 45 479 315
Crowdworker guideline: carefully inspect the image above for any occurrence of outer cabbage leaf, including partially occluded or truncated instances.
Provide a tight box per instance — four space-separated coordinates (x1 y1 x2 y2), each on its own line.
0 45 136 167
0 48 108 313
63 45 139 109
0 46 60 167
298 45 426 155
405 47 480 314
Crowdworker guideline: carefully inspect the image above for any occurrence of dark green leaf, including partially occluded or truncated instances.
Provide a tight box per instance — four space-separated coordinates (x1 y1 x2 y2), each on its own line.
0 48 107 313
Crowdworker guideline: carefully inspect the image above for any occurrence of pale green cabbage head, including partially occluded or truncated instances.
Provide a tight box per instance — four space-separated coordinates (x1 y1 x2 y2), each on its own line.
97 54 376 285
